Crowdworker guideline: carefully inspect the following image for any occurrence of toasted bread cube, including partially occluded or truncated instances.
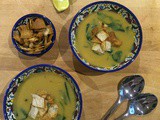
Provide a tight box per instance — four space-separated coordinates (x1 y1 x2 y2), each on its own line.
46 25 53 34
105 41 112 51
91 27 99 36
28 37 39 42
30 18 46 30
96 31 109 42
91 37 102 44
20 29 33 39
101 41 111 52
113 40 122 47
28 106 39 119
32 94 45 108
48 104 58 118
38 100 48 117
92 43 104 54
13 32 23 44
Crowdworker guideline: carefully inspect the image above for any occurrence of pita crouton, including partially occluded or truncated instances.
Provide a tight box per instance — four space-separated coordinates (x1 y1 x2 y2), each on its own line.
30 18 46 30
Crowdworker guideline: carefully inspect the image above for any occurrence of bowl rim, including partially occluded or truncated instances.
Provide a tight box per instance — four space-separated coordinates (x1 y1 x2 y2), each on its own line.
3 64 83 120
12 13 56 56
69 1 143 72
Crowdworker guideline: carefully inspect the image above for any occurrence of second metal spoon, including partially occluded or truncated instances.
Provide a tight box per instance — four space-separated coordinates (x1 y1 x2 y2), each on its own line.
115 93 158 120
101 75 145 120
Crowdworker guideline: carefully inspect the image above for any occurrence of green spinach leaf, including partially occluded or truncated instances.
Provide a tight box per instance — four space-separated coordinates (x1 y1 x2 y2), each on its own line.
112 51 123 62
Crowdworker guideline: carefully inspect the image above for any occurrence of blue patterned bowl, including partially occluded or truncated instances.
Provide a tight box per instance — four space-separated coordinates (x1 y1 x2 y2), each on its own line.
69 1 142 72
12 14 56 56
3 64 82 120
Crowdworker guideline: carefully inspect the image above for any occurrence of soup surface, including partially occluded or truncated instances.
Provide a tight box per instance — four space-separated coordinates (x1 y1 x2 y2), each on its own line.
13 72 76 120
76 10 135 68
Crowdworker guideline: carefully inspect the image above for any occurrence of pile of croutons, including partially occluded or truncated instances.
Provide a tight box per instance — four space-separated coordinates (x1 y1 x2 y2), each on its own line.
13 18 54 54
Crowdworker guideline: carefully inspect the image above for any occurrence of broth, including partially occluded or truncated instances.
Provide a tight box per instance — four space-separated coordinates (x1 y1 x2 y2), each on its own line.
76 10 135 68
13 72 76 120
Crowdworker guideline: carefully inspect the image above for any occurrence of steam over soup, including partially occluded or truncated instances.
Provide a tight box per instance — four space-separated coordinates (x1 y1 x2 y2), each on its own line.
75 10 135 68
13 72 76 120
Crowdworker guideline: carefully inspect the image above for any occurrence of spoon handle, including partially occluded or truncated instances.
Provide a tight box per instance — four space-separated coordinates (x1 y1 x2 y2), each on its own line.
115 112 130 120
101 99 121 120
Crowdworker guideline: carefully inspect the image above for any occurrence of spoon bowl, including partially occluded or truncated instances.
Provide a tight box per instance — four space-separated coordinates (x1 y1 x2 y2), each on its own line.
119 75 145 100
115 93 158 120
102 75 145 120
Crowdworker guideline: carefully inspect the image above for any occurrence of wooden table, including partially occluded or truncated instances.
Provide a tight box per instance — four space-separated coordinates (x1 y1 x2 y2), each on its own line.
0 0 160 120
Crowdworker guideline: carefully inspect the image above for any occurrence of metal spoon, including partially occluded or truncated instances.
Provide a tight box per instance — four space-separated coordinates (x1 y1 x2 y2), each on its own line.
101 75 145 120
115 93 158 120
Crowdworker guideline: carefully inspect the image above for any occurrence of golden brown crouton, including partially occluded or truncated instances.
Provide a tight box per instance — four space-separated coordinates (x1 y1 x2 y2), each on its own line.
91 37 102 44
91 27 99 36
13 32 24 44
20 30 33 39
113 40 122 47
30 18 46 30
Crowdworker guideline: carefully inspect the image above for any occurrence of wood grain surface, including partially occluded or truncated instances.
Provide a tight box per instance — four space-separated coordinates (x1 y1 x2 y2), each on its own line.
0 0 160 120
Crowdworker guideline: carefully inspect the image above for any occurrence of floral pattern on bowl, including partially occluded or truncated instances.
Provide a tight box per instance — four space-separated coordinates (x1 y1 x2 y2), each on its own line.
3 64 82 120
69 1 142 72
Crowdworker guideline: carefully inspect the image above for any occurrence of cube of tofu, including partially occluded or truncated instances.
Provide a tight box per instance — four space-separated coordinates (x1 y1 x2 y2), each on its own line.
48 104 58 118
92 43 104 54
101 41 111 52
105 41 112 52
38 100 48 117
32 94 45 108
96 31 109 42
28 106 39 119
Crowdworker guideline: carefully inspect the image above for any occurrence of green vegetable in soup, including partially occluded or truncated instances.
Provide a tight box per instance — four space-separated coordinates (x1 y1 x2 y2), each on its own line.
60 101 65 110
13 111 19 117
126 25 132 32
20 108 28 119
86 23 92 41
97 12 112 24
55 114 66 120
60 91 68 105
112 51 123 62
64 82 70 102
86 33 92 41
86 23 90 33
108 22 125 32
97 11 125 32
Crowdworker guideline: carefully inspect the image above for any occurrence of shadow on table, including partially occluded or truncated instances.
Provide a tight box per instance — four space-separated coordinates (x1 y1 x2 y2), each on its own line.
8 33 59 67
69 0 77 5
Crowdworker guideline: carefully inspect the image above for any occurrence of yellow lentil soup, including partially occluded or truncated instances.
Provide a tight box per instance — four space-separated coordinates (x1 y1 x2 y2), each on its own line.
75 10 135 68
13 72 77 120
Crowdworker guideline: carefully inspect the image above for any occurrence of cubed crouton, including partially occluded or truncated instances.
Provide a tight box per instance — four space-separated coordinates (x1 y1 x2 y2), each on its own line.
30 18 46 30
38 100 48 117
28 106 39 119
91 37 102 44
32 94 45 108
101 41 111 52
92 43 104 54
113 40 122 47
48 104 58 118
96 31 109 42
